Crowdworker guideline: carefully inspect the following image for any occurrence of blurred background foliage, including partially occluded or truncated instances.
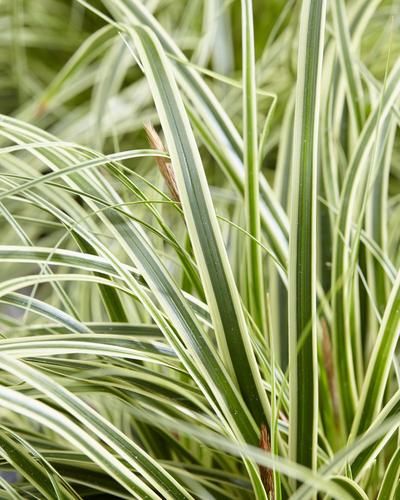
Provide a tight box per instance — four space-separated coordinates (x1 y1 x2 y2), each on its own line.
2 0 399 177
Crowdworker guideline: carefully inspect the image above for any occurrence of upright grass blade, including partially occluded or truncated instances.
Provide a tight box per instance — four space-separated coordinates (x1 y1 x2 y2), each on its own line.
365 122 395 335
350 271 400 437
288 0 326 472
331 58 400 432
271 93 294 367
241 0 266 335
331 0 365 134
376 447 400 500
130 25 270 430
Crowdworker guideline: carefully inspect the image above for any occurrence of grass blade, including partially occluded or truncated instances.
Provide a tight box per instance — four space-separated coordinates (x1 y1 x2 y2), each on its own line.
376 447 400 500
241 0 266 334
288 0 327 471
351 271 400 436
130 25 269 430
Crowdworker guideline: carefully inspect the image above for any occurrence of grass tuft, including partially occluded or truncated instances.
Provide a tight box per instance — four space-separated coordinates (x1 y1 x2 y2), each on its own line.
0 0 399 498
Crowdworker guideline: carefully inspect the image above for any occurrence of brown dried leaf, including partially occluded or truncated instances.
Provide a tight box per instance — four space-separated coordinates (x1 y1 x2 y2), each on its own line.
259 424 274 499
144 123 180 203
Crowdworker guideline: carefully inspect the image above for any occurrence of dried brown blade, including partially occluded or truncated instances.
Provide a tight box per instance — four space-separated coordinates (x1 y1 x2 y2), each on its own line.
144 122 180 202
259 424 274 499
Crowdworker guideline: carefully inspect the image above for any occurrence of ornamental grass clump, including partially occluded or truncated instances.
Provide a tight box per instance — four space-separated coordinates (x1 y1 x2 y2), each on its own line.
0 0 399 498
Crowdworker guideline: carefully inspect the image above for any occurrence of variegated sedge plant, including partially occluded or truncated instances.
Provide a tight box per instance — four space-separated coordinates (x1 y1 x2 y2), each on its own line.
0 0 399 498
